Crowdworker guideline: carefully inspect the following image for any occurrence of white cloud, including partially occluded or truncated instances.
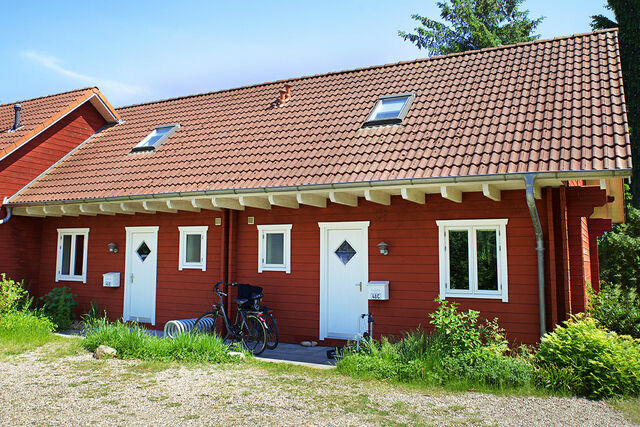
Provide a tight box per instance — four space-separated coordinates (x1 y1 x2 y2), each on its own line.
22 50 147 97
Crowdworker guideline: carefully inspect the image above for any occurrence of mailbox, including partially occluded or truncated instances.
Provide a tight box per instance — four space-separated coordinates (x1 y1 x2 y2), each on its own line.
103 272 121 287
367 281 389 300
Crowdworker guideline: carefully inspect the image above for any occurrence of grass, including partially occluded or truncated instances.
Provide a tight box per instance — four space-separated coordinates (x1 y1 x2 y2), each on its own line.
82 318 244 363
0 310 56 354
610 397 640 424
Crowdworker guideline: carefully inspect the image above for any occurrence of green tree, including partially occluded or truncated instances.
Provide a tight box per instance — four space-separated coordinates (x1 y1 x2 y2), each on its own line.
399 0 543 56
591 1 640 208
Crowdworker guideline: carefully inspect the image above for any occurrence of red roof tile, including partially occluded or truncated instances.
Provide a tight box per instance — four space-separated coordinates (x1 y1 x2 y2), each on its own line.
9 29 632 204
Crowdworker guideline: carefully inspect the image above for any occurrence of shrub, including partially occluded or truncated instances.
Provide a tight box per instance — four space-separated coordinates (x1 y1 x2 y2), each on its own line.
338 299 533 390
0 310 55 354
588 283 640 339
0 273 31 313
535 315 640 398
38 287 78 330
82 318 237 363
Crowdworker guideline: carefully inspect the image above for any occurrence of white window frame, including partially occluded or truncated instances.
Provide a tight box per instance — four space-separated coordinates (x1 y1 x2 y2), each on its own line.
131 124 180 152
178 226 208 271
56 228 89 283
257 224 292 273
436 219 509 302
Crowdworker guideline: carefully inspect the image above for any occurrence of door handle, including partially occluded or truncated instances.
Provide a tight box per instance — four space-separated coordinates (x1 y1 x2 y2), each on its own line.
131 273 134 283
355 282 362 291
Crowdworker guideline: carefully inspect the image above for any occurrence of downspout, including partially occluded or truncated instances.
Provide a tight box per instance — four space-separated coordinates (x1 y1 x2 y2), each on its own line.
0 206 12 225
524 174 546 338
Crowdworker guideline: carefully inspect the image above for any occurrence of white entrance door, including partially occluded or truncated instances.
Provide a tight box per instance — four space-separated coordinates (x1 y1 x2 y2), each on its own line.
124 226 159 325
319 221 369 340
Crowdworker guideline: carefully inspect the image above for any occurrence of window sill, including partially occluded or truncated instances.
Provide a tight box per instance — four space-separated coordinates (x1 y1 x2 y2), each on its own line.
178 264 206 271
258 266 289 273
56 276 86 283
442 292 507 302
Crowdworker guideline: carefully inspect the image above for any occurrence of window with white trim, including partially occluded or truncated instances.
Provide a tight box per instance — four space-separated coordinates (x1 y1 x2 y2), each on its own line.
437 219 508 302
257 224 292 273
56 228 89 283
178 226 208 271
131 124 180 153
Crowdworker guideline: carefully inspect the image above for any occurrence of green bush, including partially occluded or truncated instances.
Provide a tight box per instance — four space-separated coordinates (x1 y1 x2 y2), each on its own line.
82 318 238 363
0 273 31 313
535 315 640 398
39 287 78 330
588 283 640 339
0 310 55 354
337 299 533 390
598 203 640 293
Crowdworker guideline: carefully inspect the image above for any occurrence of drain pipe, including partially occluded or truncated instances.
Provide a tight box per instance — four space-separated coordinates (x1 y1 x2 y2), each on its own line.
524 174 546 338
0 206 12 225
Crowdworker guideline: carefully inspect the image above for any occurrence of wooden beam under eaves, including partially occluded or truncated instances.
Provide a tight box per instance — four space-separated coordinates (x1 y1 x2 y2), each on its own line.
25 206 46 217
329 191 358 207
482 184 501 202
440 186 462 203
100 203 134 215
167 200 201 212
191 199 221 211
268 194 299 209
400 188 426 204
61 205 80 216
43 205 63 217
239 196 271 210
296 193 327 208
211 197 244 211
80 204 109 215
364 190 390 206
142 201 176 213
121 202 151 214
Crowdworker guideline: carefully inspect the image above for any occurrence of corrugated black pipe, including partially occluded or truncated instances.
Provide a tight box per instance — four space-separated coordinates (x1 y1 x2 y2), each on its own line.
12 104 21 130
524 174 546 338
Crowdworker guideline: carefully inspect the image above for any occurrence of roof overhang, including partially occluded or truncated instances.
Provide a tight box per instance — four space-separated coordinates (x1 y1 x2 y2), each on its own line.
0 90 120 162
7 169 631 220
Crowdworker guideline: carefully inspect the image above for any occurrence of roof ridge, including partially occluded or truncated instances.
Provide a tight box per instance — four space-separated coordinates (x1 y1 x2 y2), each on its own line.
0 87 97 108
116 28 618 111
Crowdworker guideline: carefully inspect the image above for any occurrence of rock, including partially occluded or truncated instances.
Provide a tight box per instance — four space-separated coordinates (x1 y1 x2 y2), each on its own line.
94 345 117 359
228 351 246 359
300 341 312 347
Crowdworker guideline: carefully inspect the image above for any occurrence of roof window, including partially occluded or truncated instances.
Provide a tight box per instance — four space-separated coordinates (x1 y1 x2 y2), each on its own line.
131 124 180 153
363 93 415 127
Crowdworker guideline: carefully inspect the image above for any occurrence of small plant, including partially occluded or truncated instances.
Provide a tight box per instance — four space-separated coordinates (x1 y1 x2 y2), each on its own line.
0 310 55 354
0 273 31 313
588 283 640 339
535 314 640 398
81 300 104 328
38 287 78 331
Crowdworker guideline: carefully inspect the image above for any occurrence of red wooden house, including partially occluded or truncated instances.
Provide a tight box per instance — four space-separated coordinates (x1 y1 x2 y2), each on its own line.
0 29 632 345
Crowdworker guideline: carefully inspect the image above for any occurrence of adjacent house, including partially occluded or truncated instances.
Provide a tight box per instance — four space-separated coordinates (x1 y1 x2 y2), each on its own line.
0 29 631 345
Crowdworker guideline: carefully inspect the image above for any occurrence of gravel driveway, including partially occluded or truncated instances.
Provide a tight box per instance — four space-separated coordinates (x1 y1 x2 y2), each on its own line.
0 341 634 426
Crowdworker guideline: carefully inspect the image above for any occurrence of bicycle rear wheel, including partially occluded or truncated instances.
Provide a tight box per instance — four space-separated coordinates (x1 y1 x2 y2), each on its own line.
263 310 279 350
240 314 267 355
193 311 218 336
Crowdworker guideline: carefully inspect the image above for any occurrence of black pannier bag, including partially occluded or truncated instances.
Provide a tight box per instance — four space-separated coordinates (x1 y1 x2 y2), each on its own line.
235 284 263 310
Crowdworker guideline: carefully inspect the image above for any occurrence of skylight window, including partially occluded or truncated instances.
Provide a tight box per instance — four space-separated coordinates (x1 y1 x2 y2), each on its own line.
131 124 180 152
363 94 415 127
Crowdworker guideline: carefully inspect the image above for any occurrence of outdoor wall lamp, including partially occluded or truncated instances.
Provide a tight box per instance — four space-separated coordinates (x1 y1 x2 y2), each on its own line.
108 242 119 254
377 241 389 255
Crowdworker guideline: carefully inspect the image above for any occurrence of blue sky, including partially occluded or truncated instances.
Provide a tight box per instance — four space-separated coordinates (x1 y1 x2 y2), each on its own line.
1 1 614 107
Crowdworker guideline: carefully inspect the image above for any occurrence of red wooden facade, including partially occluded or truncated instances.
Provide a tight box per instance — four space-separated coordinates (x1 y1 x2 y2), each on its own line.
16 186 607 345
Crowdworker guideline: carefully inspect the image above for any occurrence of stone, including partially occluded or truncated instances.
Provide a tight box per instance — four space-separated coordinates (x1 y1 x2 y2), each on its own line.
94 345 117 359
228 351 246 359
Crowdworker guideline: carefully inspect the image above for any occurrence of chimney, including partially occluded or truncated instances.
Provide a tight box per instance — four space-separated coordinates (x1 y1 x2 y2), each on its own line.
279 84 292 105
11 104 21 131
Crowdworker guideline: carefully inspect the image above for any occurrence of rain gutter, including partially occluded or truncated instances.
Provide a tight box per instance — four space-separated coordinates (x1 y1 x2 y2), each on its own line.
524 174 546 338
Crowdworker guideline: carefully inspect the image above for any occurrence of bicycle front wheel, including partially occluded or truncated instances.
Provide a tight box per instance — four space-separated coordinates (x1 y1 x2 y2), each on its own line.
193 311 218 336
240 314 267 355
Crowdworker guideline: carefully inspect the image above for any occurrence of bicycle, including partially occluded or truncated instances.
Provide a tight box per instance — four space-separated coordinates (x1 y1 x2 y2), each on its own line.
234 283 279 350
193 281 267 355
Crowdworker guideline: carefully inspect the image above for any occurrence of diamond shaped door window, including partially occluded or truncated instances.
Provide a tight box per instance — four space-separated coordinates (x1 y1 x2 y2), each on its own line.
335 240 356 265
137 241 151 262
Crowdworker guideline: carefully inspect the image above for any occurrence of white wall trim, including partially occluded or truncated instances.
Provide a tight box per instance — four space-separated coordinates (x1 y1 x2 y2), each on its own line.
178 226 208 271
123 226 159 325
55 228 90 283
318 221 369 340
256 224 292 274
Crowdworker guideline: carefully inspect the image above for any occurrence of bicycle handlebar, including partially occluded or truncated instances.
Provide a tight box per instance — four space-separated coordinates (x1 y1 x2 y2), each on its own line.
214 280 238 298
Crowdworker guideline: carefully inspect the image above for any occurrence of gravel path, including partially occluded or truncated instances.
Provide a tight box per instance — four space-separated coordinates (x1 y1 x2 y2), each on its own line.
0 342 634 426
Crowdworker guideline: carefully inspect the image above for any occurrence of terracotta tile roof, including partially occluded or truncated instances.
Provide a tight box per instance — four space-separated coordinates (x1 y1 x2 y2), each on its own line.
0 87 119 161
9 29 632 204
